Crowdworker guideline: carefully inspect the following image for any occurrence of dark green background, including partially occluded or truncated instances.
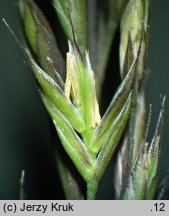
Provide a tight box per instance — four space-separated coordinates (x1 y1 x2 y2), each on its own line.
0 0 169 199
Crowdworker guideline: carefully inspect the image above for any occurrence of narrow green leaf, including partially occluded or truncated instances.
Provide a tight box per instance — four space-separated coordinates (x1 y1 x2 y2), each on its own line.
53 0 87 55
41 94 94 182
19 0 65 86
91 92 132 182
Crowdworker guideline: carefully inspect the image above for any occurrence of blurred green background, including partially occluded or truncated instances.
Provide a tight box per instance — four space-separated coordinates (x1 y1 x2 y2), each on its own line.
0 0 169 199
